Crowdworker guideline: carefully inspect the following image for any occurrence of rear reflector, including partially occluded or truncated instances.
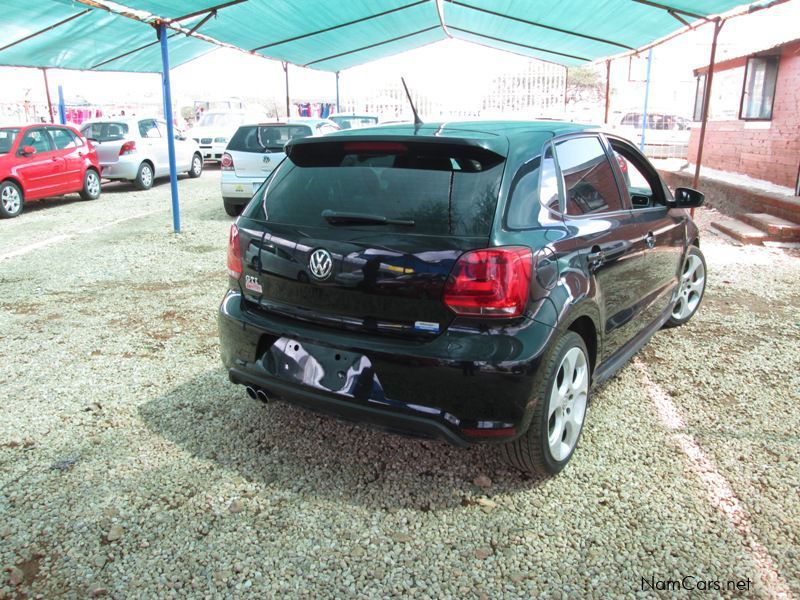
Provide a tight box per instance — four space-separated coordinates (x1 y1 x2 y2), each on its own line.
119 141 136 156
343 141 407 153
227 224 242 278
443 247 532 318
221 152 234 170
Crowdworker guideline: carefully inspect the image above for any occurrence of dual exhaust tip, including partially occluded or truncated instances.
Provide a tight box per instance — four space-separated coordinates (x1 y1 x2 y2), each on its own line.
245 385 270 403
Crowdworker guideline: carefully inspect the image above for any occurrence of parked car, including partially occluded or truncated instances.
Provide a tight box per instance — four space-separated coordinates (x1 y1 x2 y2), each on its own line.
614 112 692 159
80 118 203 190
221 119 340 216
0 124 101 219
218 121 707 477
329 114 380 129
191 109 268 162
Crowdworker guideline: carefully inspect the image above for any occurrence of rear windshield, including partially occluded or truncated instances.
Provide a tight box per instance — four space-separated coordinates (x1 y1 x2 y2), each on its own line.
330 116 379 129
0 128 20 154
198 112 244 128
81 122 129 142
247 141 505 236
228 125 313 153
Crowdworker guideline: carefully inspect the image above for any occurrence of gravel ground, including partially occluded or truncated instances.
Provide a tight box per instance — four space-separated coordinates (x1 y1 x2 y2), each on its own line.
1 172 798 598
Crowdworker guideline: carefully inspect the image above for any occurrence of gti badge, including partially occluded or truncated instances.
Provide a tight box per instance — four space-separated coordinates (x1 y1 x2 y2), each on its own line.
309 248 333 280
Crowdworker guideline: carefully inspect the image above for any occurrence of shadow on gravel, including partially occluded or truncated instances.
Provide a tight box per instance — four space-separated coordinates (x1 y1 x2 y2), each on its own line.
139 369 538 509
12 195 86 215
100 175 194 194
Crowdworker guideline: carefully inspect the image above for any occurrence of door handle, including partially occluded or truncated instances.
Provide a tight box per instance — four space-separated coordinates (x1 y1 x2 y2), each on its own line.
51 157 59 161
587 246 605 269
645 231 656 249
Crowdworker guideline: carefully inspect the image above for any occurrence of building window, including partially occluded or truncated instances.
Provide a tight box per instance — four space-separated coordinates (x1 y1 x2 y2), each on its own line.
740 55 779 120
693 73 706 121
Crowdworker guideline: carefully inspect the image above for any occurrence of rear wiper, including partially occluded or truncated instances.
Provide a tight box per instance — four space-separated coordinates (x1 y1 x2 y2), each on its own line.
321 209 414 227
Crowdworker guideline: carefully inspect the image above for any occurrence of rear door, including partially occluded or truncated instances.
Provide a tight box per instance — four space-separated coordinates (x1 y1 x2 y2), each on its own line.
608 136 684 326
236 138 506 338
549 134 649 359
138 119 166 175
47 127 84 190
15 127 62 197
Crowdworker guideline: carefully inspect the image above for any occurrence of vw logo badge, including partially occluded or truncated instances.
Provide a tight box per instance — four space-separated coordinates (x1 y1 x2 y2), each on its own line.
309 248 333 280
262 155 271 164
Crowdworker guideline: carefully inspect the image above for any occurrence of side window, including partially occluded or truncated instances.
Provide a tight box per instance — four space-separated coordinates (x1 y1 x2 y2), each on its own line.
554 136 624 216
139 119 161 139
19 128 53 154
506 146 560 228
610 139 666 208
49 128 79 150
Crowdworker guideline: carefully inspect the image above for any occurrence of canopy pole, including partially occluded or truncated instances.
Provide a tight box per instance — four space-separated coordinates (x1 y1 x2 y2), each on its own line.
603 60 611 125
158 21 181 234
41 69 54 124
335 71 340 113
639 48 653 153
692 18 724 193
57 85 66 124
283 62 290 118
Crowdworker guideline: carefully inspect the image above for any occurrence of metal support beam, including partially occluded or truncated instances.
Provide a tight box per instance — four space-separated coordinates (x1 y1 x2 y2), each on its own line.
283 62 290 118
692 18 724 194
640 48 653 153
41 69 54 124
603 59 611 125
57 85 66 124
0 9 92 53
335 71 340 113
158 22 181 233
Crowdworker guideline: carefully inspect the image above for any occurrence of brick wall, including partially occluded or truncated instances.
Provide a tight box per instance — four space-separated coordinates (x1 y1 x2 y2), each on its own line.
689 40 800 189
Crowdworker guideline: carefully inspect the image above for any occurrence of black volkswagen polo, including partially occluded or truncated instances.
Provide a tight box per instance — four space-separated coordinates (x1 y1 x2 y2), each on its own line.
218 121 706 477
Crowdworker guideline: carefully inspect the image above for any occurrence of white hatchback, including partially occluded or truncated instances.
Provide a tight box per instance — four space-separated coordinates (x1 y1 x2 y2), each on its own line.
221 119 339 216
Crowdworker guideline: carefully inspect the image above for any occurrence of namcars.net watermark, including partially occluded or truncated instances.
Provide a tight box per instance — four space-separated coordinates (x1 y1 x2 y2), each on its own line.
642 575 753 593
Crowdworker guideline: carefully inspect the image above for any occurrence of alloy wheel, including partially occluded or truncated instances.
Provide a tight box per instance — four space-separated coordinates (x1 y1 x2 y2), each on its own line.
672 254 705 321
141 165 153 187
192 156 202 175
86 171 100 197
1 185 21 213
547 347 589 461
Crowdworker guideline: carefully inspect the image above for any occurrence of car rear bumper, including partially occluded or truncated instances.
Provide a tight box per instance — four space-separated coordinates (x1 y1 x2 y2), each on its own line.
199 142 226 161
221 172 267 199
99 158 139 180
218 289 555 445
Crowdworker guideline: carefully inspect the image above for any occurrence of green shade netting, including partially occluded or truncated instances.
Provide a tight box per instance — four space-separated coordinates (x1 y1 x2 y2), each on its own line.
0 0 214 72
0 0 750 72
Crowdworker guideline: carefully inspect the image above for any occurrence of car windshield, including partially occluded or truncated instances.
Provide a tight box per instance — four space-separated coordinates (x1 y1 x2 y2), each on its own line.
330 116 379 129
251 141 505 236
228 125 313 153
198 112 244 128
0 128 20 154
81 122 129 142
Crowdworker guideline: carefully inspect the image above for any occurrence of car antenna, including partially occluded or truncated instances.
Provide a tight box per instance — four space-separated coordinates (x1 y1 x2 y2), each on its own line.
400 77 423 129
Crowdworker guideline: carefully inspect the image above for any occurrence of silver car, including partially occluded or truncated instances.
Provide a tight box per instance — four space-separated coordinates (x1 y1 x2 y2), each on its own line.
221 119 339 216
80 118 204 190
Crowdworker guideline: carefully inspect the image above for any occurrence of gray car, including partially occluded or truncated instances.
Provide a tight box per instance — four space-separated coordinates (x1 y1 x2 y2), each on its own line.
80 118 204 190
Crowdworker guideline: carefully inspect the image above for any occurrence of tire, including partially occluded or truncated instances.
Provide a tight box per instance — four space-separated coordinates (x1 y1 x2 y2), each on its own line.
223 198 243 217
188 153 203 178
501 331 590 477
0 180 23 219
79 169 101 201
664 246 706 328
134 162 154 190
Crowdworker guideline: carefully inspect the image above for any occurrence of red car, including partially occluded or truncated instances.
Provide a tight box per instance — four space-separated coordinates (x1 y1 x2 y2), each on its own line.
0 124 101 219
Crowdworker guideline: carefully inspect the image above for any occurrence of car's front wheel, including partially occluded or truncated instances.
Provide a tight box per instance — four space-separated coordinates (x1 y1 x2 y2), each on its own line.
501 331 590 477
79 169 101 200
188 153 203 178
134 162 154 190
664 245 706 328
0 180 23 218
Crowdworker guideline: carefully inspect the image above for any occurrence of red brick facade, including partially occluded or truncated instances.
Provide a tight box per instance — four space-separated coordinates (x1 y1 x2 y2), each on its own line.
688 40 800 189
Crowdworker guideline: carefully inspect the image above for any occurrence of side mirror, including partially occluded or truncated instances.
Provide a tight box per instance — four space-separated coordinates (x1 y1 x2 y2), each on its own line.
672 187 705 208
20 145 36 156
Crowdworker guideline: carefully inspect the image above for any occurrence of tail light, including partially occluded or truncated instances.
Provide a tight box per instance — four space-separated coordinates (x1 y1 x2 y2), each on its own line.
221 152 234 170
227 224 242 278
616 153 628 174
443 247 532 318
119 141 136 155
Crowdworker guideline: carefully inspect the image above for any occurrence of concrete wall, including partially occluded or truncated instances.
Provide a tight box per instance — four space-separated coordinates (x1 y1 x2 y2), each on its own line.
688 40 800 189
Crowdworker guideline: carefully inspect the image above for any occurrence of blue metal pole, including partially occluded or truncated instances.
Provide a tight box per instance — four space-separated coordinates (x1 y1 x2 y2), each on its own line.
335 71 340 113
639 48 653 153
57 85 66 124
159 22 180 233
